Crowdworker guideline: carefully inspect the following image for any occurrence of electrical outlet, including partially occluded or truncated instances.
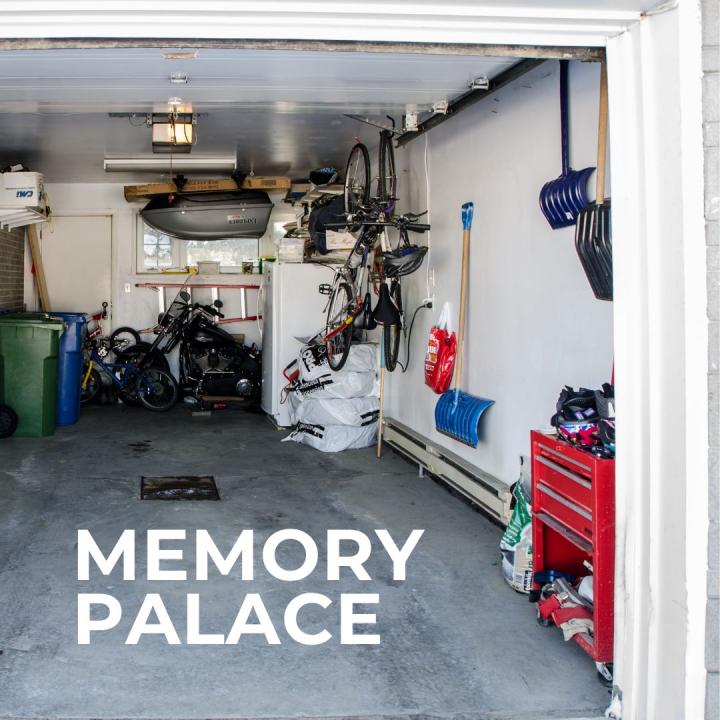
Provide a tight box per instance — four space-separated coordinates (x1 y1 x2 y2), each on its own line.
124 283 131 293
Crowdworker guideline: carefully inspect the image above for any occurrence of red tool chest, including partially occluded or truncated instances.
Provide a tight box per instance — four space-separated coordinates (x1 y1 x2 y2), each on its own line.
531 430 615 663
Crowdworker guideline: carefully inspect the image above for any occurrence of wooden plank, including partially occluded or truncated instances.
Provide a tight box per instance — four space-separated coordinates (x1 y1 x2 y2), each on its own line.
27 224 50 311
0 38 605 62
124 176 291 201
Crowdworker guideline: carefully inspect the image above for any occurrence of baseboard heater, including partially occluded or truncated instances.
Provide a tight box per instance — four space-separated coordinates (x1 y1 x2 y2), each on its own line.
383 418 512 525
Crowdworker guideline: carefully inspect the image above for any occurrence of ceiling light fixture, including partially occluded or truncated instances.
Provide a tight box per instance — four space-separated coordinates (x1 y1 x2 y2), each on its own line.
151 110 195 153
104 156 237 173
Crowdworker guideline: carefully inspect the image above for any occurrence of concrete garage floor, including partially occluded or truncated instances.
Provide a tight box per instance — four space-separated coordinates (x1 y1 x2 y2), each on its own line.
0 406 608 720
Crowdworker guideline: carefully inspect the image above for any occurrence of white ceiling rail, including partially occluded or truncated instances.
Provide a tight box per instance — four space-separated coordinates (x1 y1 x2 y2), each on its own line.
0 1 649 47
0 207 47 230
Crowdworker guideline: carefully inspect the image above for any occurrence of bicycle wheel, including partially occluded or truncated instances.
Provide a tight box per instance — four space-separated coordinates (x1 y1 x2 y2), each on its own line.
80 367 102 404
109 326 141 354
325 281 354 371
344 143 370 216
136 368 179 412
383 282 402 372
378 131 397 212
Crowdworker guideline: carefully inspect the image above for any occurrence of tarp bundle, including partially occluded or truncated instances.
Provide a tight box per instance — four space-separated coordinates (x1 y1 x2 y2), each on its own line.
282 342 379 452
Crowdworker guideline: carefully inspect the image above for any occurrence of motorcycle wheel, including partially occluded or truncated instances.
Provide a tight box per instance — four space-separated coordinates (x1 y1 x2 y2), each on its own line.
136 368 179 412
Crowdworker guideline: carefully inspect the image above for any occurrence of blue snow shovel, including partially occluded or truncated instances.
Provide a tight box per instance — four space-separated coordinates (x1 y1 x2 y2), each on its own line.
434 202 494 447
539 60 595 230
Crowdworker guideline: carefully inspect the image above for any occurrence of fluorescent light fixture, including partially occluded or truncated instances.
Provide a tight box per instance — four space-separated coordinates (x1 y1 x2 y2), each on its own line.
104 156 237 173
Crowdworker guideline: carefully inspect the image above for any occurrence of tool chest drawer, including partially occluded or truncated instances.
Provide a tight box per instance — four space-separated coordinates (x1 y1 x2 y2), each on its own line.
533 452 593 510
535 481 594 540
531 430 615 664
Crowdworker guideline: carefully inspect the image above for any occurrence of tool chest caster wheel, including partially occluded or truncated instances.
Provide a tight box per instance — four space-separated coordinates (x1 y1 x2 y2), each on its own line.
596 662 613 687
536 607 553 627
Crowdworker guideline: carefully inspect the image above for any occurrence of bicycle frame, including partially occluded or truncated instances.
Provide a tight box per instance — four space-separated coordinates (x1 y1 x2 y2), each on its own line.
322 229 376 342
82 350 141 393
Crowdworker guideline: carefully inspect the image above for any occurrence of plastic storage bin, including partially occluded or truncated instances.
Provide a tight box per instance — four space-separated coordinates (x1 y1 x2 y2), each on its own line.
51 312 87 426
278 237 305 262
0 314 65 437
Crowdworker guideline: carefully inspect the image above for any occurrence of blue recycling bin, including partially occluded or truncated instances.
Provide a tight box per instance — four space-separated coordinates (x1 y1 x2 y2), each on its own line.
52 312 87 426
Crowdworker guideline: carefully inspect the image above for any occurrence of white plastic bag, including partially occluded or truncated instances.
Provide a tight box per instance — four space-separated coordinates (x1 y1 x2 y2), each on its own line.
289 371 377 401
296 342 376 382
293 396 379 427
282 422 377 452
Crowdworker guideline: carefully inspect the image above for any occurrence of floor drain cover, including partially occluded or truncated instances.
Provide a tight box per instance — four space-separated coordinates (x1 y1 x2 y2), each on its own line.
141 475 220 501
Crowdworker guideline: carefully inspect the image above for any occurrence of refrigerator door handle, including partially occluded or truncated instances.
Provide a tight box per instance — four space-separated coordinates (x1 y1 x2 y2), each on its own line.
257 284 265 341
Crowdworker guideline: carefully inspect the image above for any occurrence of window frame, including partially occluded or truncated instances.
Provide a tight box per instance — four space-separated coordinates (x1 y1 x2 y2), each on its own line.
135 214 259 274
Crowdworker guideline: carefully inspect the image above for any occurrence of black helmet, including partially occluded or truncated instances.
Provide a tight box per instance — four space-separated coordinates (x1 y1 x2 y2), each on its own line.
309 167 338 186
383 245 428 278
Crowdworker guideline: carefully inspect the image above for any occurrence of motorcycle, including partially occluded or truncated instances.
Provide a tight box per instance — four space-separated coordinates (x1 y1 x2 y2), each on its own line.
126 288 262 406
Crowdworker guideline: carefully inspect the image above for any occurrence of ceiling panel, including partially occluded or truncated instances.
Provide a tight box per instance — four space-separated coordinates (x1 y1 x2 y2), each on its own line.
0 47 521 181
0 49 515 111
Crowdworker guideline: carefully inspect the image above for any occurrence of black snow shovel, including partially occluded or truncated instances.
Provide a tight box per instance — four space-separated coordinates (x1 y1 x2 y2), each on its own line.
575 63 613 301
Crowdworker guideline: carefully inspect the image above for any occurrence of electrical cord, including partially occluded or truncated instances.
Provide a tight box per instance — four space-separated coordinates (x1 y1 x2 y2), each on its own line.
397 300 431 373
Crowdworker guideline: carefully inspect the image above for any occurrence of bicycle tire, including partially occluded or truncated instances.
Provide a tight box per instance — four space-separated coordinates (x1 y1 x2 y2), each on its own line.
109 326 141 354
383 282 402 372
80 367 102 405
136 368 179 412
378 131 397 212
344 143 370 217
325 281 354 371
0 404 18 439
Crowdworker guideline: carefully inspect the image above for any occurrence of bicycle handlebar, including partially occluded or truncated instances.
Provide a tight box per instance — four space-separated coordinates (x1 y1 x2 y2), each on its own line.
324 216 430 233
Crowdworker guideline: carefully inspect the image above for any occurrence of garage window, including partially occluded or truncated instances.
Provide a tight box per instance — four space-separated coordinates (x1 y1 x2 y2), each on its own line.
136 216 260 273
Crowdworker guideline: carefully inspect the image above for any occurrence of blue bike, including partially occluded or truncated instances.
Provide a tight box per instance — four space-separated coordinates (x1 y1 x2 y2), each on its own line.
81 335 178 411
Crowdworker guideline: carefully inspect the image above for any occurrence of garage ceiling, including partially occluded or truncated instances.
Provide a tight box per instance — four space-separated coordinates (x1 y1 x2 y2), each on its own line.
0 48 519 182
0 1 655 183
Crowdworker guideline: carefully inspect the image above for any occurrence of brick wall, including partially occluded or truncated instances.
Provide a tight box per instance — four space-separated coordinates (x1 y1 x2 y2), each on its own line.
704 0 719 718
0 226 25 312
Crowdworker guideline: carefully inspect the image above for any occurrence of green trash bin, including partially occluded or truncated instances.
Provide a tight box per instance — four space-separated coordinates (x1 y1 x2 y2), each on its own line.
0 314 66 437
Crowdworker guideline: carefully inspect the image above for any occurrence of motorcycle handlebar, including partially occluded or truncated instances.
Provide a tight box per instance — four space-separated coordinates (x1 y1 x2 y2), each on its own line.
192 301 223 317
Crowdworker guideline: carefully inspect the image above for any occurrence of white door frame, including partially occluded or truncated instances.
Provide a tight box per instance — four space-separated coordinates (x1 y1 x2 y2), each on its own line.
607 5 708 719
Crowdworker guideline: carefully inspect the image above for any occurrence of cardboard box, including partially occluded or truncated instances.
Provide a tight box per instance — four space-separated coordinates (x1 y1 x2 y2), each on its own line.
0 172 45 208
325 229 356 250
124 176 291 201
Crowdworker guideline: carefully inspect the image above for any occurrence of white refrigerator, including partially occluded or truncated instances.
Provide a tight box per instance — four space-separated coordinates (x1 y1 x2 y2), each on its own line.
261 261 332 427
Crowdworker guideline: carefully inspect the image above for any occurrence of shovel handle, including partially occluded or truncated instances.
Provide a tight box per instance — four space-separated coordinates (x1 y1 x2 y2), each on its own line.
560 60 570 177
456 202 474 390
596 62 608 204
462 202 474 230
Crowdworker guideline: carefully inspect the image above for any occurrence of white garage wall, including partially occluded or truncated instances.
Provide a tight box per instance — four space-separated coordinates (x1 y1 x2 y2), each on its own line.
29 183 297 346
386 59 613 487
